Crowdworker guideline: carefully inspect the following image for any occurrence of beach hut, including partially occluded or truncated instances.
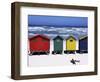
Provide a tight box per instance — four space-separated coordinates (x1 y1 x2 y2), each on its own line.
52 36 63 54
64 36 76 54
79 36 88 53
29 35 50 55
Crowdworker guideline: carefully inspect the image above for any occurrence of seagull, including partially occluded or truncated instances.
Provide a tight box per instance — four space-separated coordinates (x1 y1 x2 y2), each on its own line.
70 59 80 65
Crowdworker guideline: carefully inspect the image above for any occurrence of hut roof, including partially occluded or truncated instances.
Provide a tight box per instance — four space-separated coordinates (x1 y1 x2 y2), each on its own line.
66 35 76 40
29 34 50 40
53 35 63 40
79 36 88 40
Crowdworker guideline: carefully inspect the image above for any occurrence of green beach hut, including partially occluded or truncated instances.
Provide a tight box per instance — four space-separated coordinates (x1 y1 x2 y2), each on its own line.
52 36 63 54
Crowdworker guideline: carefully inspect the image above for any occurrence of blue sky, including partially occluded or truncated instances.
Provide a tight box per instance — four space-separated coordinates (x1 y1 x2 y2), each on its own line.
28 15 88 39
28 15 88 27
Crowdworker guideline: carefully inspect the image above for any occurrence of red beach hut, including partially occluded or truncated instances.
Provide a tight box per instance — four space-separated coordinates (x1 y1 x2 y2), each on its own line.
29 35 50 55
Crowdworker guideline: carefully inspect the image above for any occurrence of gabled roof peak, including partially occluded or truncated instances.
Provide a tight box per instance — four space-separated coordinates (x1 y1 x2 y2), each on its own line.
29 34 50 40
66 35 76 40
53 35 63 40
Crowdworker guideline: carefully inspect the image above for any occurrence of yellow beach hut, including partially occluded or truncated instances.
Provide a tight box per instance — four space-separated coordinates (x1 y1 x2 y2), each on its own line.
64 36 76 54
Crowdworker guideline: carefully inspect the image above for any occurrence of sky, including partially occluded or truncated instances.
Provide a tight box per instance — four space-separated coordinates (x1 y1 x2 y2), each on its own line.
28 15 88 27
28 15 88 39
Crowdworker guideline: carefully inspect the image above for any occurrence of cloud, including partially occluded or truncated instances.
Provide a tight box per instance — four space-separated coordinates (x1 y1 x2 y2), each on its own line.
28 26 87 38
28 26 46 31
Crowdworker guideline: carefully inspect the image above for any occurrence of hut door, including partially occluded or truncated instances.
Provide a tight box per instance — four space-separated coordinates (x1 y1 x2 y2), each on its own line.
66 39 76 50
54 39 63 51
